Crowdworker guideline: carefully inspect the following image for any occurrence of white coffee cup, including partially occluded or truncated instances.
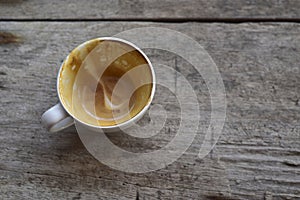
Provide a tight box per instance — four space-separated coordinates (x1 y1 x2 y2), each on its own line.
42 37 156 133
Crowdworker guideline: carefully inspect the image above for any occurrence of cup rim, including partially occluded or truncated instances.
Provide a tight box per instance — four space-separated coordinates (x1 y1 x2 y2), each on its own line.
57 37 156 130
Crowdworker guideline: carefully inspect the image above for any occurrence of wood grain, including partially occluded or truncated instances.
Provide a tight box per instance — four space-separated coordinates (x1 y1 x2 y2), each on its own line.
0 22 299 199
0 0 299 20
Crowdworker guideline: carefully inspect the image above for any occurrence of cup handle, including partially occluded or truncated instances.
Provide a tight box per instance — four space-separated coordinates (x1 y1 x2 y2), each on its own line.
41 103 74 132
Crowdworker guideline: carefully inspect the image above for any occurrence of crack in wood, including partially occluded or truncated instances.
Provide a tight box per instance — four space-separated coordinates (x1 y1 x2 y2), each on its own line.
0 18 300 23
136 189 139 200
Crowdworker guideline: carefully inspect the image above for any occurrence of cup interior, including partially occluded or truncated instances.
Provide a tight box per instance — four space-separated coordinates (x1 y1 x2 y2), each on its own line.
57 37 155 128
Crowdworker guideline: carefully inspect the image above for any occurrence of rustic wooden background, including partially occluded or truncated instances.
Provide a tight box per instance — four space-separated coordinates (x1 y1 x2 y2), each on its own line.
0 1 299 199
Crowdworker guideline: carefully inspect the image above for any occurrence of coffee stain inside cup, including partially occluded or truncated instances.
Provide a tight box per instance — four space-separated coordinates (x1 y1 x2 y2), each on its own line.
59 39 153 127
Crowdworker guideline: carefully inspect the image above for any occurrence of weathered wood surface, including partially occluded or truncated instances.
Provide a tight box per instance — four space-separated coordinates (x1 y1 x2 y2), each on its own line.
0 0 299 20
0 22 300 200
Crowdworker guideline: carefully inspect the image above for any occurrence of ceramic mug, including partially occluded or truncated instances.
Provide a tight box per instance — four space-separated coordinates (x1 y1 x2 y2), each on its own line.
42 37 156 133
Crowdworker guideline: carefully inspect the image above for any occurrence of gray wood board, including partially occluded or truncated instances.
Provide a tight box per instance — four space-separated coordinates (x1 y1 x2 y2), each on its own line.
0 0 299 20
0 22 299 199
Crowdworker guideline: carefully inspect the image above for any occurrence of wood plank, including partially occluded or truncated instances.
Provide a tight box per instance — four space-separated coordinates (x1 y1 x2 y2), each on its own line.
0 0 299 20
0 22 299 199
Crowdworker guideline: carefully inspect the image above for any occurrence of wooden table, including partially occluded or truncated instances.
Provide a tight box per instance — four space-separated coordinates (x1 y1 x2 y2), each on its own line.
0 1 299 199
